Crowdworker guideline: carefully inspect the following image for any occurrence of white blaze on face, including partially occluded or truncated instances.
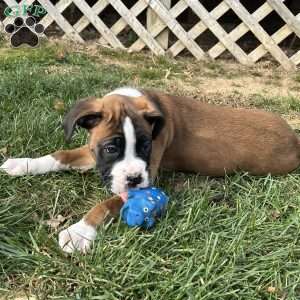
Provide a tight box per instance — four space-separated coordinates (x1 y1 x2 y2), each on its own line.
105 87 142 98
110 117 149 194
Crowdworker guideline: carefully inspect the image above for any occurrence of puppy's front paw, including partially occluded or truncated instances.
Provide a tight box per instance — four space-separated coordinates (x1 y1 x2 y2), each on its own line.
0 158 31 176
58 220 97 253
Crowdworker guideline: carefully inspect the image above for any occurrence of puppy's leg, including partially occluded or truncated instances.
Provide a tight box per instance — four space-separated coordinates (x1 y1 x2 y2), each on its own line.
0 145 95 176
58 195 123 253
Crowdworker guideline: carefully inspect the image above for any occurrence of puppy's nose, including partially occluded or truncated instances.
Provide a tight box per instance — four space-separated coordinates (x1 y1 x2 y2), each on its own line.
127 175 142 186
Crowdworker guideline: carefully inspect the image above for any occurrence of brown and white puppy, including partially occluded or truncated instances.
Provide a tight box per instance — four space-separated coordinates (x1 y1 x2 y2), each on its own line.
1 87 300 253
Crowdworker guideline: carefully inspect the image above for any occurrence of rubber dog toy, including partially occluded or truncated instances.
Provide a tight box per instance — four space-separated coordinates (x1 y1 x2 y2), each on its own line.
120 187 169 229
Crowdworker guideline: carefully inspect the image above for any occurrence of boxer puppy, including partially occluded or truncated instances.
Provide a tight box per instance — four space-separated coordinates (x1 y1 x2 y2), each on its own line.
1 87 300 253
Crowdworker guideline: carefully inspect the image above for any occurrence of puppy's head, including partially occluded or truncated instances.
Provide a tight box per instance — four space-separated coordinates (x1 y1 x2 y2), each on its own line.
63 92 164 194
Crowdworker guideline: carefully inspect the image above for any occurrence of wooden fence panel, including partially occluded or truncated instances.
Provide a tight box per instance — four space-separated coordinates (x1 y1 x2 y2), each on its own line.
1 0 299 70
147 0 170 49
208 2 273 59
131 0 188 52
169 2 229 57
186 0 251 65
108 0 164 54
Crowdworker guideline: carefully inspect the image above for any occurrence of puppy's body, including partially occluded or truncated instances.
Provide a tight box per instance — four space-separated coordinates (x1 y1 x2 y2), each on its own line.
153 91 300 175
1 88 300 253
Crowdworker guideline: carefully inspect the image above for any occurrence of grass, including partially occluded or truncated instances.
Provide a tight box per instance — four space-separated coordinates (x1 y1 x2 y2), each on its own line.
0 41 300 299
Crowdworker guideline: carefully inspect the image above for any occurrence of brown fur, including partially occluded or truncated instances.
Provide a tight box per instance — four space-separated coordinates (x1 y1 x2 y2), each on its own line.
53 90 300 229
155 92 300 176
53 145 95 170
84 195 123 227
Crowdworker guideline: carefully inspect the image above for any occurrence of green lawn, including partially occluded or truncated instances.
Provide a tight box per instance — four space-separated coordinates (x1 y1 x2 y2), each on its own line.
0 42 300 299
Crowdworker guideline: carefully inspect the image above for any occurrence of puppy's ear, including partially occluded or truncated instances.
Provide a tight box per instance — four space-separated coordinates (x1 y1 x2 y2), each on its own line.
144 110 165 140
63 98 102 142
134 96 165 140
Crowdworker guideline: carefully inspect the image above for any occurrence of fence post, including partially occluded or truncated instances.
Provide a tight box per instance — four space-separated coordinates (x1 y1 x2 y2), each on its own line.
147 0 171 50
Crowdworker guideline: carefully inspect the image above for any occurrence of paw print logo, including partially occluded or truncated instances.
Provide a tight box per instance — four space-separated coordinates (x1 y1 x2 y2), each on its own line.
5 17 45 47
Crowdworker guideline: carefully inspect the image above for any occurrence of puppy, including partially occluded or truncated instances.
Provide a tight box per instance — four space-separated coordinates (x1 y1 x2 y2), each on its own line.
1 87 299 253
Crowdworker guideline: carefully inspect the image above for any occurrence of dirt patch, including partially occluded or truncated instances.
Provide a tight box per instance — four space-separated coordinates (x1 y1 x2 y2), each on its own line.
162 59 300 100
196 76 298 99
5 38 299 118
44 39 300 100
165 75 298 101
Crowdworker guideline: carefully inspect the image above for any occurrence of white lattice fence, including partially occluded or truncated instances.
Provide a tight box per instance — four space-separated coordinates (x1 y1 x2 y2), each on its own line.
1 0 300 70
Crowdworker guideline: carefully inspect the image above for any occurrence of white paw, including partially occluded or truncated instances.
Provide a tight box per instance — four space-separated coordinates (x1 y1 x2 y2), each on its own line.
0 155 67 176
0 158 32 176
58 220 97 253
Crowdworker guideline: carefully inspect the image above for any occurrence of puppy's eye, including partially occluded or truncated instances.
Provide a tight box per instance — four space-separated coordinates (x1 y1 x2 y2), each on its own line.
104 145 118 154
143 140 151 151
